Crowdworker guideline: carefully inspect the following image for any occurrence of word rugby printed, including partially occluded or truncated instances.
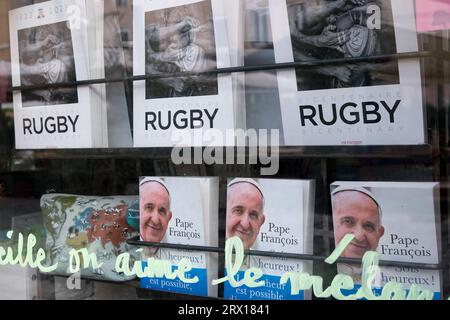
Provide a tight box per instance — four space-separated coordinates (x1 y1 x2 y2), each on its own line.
9 0 106 149
133 0 237 147
269 0 426 146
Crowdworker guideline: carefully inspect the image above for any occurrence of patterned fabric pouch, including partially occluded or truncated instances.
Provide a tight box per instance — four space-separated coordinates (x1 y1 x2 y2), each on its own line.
40 194 139 281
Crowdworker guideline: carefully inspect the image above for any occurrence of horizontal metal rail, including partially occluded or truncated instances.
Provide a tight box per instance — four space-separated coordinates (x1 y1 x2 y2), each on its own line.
8 50 443 92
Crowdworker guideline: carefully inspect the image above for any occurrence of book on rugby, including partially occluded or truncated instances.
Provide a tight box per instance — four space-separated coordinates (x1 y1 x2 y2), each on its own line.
224 178 315 300
269 0 426 146
331 181 441 299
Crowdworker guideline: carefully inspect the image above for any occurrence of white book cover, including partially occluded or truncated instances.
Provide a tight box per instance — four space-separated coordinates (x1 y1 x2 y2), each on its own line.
224 178 315 300
269 0 426 146
330 181 442 299
245 0 272 44
139 177 219 297
9 0 105 149
103 0 133 148
379 267 442 300
133 0 237 147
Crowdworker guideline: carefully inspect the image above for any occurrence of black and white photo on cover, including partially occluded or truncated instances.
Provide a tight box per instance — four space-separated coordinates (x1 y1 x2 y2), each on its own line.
286 0 400 91
145 0 218 99
18 21 78 107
